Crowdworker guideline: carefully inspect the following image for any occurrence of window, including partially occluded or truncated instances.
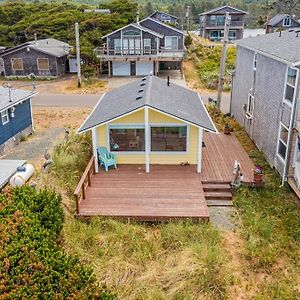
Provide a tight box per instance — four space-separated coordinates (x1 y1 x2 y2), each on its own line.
246 94 254 118
114 39 121 54
277 123 289 160
143 38 151 54
123 30 140 36
284 67 298 104
253 52 257 70
109 126 145 152
283 16 291 27
37 58 49 70
228 30 236 40
165 36 178 50
11 58 23 71
1 110 9 125
151 126 187 152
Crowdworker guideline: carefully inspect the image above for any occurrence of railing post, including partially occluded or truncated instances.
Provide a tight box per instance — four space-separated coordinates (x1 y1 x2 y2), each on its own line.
82 184 86 200
87 169 91 186
75 195 79 214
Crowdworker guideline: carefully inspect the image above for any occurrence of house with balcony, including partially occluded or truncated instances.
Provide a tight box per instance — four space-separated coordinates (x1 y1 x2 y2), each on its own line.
230 31 300 195
149 11 179 27
199 5 248 41
266 14 300 34
95 15 185 77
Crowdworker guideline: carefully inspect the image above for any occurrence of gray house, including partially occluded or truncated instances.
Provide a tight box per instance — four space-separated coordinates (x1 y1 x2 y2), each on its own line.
149 11 178 27
95 15 185 77
0 38 71 78
266 14 300 34
230 31 300 193
0 87 36 155
199 5 248 41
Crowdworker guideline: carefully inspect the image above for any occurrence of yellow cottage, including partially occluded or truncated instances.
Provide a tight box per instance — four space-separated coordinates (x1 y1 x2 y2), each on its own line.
78 75 217 173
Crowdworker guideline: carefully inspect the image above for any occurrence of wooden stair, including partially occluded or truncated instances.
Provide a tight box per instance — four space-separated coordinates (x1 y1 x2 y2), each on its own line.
202 182 233 207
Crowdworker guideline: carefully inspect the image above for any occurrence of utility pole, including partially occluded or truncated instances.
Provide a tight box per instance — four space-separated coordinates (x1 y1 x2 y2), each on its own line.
75 22 82 88
216 12 231 109
186 5 190 33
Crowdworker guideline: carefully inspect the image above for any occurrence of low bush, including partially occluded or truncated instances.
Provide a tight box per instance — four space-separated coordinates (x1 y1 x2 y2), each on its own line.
0 187 112 299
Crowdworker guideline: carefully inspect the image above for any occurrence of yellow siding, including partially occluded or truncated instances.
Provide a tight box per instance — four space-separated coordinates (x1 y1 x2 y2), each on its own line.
96 107 199 165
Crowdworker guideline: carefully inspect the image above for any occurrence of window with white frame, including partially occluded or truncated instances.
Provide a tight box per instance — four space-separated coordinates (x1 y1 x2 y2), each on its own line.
37 58 49 71
165 36 178 50
1 109 9 125
283 16 291 27
246 93 254 118
114 39 121 54
143 38 151 54
284 67 298 104
253 52 257 70
11 58 23 71
277 123 289 160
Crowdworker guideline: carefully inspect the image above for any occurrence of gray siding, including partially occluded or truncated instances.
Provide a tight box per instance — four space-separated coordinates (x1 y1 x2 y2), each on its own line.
231 45 288 175
2 47 66 77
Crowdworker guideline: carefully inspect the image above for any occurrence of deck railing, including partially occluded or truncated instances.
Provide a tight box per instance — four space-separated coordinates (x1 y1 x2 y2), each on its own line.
74 156 95 214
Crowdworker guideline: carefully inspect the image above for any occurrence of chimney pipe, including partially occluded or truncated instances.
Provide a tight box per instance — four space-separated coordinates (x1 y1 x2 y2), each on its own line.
136 9 139 23
167 76 170 86
34 33 37 43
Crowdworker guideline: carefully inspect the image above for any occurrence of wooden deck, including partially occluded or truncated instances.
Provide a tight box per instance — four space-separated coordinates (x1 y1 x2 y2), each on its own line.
75 132 256 220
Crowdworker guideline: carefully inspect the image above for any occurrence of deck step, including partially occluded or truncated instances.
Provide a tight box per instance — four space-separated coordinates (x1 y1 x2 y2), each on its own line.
202 180 231 185
204 191 233 200
206 200 233 207
203 183 232 192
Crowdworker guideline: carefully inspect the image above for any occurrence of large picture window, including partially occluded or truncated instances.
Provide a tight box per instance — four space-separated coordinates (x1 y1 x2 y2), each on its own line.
284 67 298 104
109 126 145 152
11 58 23 71
37 58 49 70
151 126 187 152
165 36 178 50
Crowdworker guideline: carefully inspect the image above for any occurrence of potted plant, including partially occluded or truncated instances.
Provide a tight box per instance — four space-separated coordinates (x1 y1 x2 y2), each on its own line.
253 165 263 182
224 123 231 135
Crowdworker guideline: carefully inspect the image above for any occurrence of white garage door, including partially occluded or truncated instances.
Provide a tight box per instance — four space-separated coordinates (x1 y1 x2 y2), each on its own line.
136 62 153 76
112 62 130 76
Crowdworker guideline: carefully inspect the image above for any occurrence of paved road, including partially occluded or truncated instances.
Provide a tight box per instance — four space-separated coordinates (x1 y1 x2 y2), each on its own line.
32 93 102 107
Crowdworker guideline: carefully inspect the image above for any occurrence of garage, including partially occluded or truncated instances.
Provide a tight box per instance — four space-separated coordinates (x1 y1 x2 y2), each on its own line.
112 61 130 76
136 61 153 76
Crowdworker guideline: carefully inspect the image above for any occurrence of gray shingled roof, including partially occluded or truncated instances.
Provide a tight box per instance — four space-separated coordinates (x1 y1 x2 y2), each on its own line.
267 14 289 26
0 87 36 112
199 5 248 16
78 76 217 133
1 38 71 58
235 30 300 65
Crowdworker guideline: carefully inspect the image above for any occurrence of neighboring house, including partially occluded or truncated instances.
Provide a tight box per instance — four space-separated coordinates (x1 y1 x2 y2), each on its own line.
95 15 185 77
266 14 300 34
230 31 300 193
77 75 217 173
199 5 248 41
0 87 36 155
0 38 71 77
149 11 178 26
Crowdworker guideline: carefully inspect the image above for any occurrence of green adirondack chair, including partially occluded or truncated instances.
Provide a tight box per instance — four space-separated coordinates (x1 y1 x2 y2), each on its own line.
97 147 117 172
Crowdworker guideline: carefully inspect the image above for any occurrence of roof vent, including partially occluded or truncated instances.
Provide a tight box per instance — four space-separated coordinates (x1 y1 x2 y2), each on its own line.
288 29 294 32
136 96 143 100
138 89 144 93
296 30 300 37
140 83 146 86
141 77 147 81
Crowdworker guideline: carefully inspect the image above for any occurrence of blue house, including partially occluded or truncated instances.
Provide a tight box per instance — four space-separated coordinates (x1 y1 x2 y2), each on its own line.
0 87 36 155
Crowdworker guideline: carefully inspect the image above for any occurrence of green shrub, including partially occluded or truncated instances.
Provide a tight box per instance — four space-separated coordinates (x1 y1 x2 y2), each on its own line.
184 34 193 48
0 187 112 299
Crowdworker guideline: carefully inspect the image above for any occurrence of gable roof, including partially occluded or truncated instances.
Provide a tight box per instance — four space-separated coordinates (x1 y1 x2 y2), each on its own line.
199 5 248 16
235 30 300 66
1 38 71 58
0 87 36 112
78 76 217 134
267 14 300 26
140 17 185 35
149 11 178 20
101 23 164 39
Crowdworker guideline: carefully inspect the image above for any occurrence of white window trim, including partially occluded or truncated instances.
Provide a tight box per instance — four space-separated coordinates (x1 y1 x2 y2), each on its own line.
283 16 291 27
37 58 50 71
11 58 23 71
164 36 178 50
282 66 299 107
1 109 9 125
246 93 254 119
276 122 289 162
253 52 257 71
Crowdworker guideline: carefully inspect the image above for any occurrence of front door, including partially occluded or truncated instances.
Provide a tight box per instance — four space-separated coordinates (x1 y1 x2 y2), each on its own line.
130 61 136 76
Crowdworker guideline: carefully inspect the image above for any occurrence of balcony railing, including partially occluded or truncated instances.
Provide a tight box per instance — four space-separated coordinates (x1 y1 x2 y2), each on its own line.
94 46 185 59
203 20 244 27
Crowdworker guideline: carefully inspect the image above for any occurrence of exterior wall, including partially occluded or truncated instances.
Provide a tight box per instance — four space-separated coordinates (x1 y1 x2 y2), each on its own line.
2 47 64 77
231 45 289 175
150 12 178 25
97 108 199 165
0 99 33 154
267 18 300 33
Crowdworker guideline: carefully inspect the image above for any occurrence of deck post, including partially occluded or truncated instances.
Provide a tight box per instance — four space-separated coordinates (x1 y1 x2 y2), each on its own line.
145 107 150 173
108 61 111 77
197 127 203 173
92 127 99 173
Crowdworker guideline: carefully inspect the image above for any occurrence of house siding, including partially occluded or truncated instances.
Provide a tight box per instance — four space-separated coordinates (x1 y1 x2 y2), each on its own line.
97 108 199 165
231 45 289 175
2 47 66 77
0 98 32 145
